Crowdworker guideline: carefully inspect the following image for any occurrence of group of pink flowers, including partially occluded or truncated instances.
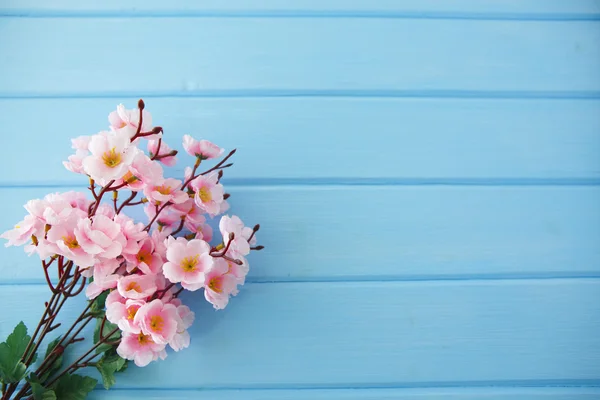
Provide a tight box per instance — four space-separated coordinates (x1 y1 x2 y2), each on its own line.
2 101 260 367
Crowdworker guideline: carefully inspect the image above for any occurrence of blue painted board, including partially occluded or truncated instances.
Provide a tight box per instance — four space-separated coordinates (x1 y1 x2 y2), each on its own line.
3 0 600 17
1 186 598 284
1 98 599 185
0 18 599 96
88 387 600 400
1 279 599 388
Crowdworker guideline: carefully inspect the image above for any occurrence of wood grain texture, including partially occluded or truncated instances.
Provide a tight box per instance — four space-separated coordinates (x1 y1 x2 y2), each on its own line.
2 0 600 17
1 280 599 388
0 18 599 96
1 186 598 284
87 387 600 400
1 98 599 185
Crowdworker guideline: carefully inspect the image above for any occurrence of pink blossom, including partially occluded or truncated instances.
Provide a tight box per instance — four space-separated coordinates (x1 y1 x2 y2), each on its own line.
85 258 121 299
204 258 238 310
94 204 116 220
117 331 166 367
117 274 157 300
143 205 180 233
163 237 212 291
109 104 154 139
107 298 146 334
42 193 82 225
46 214 96 267
124 236 163 275
135 299 181 345
75 214 126 259
169 304 194 351
182 135 223 160
148 140 177 167
224 256 249 287
82 131 137 183
114 214 147 256
183 216 213 242
61 191 92 213
144 178 188 205
71 135 92 151
119 152 164 192
190 173 224 217
63 150 87 174
219 215 251 256
1 215 44 248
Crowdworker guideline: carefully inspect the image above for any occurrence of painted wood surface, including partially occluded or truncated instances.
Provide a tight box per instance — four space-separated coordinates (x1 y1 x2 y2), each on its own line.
0 1 599 398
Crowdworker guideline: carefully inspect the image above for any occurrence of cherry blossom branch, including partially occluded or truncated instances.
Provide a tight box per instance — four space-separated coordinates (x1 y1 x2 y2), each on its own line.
144 201 173 231
116 191 138 214
89 180 116 216
200 149 236 177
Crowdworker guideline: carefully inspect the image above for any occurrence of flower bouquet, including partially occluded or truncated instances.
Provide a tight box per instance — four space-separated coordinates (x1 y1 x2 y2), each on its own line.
0 100 262 399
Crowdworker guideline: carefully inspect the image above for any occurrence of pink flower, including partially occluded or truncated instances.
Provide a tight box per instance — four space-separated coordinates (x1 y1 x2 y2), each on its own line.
75 215 126 259
219 215 252 256
224 256 249 287
114 214 147 256
63 150 87 174
107 298 146 334
82 131 137 183
204 258 238 310
124 236 163 275
190 173 224 217
117 331 166 367
148 140 177 167
119 152 163 192
144 178 188 205
1 215 44 248
117 274 157 300
71 135 92 151
169 304 194 351
46 214 96 268
185 217 213 242
85 259 121 299
61 191 92 213
135 299 181 345
182 135 223 160
163 237 212 291
143 205 180 233
109 104 154 139
42 193 83 225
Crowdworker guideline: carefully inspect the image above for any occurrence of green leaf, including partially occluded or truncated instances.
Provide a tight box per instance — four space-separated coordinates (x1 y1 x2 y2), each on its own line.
93 318 120 354
52 374 97 400
89 291 110 317
95 351 127 389
39 337 64 382
28 374 57 400
0 321 31 383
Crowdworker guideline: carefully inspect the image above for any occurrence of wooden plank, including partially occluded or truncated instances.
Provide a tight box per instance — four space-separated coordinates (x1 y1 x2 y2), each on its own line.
0 19 598 96
88 387 600 400
1 98 599 185
1 186 598 283
1 279 599 387
2 0 600 17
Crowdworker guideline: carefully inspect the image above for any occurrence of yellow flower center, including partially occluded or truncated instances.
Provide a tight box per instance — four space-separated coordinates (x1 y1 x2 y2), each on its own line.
198 187 212 203
62 235 79 249
122 171 139 184
126 281 142 293
137 333 151 345
180 255 199 272
156 185 172 195
150 315 165 332
208 276 223 293
136 249 153 265
102 147 122 168
127 306 138 321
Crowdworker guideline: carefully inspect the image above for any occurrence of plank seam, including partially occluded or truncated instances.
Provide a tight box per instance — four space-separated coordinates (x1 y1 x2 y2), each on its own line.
3 275 600 287
1 90 600 100
1 178 600 188
2 10 600 21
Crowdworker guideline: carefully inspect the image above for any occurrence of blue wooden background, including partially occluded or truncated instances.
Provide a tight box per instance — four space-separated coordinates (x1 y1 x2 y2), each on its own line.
1 1 600 399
